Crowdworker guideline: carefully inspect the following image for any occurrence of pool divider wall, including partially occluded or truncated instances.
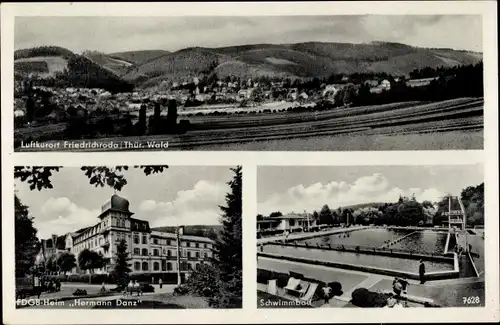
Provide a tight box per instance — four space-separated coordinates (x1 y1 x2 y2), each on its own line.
258 252 460 281
379 230 418 249
444 232 451 255
466 251 480 277
264 242 455 263
282 226 369 244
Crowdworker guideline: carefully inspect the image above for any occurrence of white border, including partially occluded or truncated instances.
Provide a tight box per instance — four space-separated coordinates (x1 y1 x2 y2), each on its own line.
2 1 499 324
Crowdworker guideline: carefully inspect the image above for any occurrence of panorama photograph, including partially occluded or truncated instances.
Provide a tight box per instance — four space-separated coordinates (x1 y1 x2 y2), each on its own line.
256 165 485 308
14 165 242 309
13 15 483 151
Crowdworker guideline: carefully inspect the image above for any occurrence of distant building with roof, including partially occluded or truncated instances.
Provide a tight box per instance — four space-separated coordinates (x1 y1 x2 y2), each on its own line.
257 212 317 233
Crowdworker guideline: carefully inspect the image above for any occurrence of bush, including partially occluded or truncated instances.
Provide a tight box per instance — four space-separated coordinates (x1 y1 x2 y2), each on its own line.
173 285 189 296
141 284 155 293
351 288 388 307
328 281 343 296
72 289 88 296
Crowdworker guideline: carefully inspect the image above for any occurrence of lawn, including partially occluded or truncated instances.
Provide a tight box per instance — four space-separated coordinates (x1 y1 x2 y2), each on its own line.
132 293 210 309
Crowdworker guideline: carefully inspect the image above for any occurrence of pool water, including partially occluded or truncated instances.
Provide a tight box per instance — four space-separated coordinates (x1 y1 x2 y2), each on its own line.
295 228 413 248
390 231 448 255
263 245 454 273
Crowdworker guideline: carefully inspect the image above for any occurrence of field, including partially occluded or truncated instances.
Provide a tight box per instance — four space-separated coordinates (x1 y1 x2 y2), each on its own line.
14 97 483 151
14 56 68 78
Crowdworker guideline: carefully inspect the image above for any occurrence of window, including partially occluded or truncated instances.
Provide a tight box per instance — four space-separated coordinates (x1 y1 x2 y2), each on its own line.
153 238 158 245
142 262 149 271
134 248 140 255
195 252 200 258
196 263 200 269
142 236 147 244
195 243 199 248
187 251 191 258
161 261 166 271
134 262 140 271
167 250 172 257
167 262 173 271
142 248 148 256
204 252 209 258
133 234 139 244
153 262 160 271
188 263 193 270
153 249 159 256
167 240 172 246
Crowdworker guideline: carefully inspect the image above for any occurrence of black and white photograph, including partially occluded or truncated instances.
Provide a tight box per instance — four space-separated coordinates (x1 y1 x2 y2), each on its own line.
13 15 483 152
14 165 242 309
256 165 485 308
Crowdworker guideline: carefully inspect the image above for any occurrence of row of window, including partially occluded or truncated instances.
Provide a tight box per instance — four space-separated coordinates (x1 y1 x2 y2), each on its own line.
134 235 210 249
133 261 201 272
132 248 209 258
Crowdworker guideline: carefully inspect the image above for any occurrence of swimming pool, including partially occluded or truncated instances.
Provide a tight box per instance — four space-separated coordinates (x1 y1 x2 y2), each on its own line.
293 228 449 255
390 231 448 255
262 245 454 273
294 228 413 248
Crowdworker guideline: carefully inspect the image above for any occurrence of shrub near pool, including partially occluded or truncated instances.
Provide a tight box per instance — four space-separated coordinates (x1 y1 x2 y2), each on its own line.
351 288 390 307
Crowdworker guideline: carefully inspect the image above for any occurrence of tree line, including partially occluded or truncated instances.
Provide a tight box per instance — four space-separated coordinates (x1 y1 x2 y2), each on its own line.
259 182 484 228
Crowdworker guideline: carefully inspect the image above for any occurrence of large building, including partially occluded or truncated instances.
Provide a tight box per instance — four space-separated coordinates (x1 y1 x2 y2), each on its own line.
37 194 214 276
257 212 317 233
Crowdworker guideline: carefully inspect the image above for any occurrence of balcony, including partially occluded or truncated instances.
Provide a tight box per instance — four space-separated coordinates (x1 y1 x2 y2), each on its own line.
101 241 110 249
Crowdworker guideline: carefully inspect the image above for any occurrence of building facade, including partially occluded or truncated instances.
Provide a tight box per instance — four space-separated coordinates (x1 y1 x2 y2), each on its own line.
38 194 214 276
257 213 318 233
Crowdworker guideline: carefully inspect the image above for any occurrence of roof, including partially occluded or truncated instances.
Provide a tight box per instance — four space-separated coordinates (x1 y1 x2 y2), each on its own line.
99 194 133 218
150 230 214 243
274 213 312 220
257 219 281 224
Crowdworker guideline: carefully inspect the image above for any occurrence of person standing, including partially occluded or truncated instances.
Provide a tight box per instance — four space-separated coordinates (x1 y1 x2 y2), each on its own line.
322 285 332 304
159 278 163 289
419 260 426 284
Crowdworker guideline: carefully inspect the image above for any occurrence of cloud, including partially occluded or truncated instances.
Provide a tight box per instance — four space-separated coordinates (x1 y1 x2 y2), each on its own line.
37 197 99 238
258 173 446 215
138 180 229 227
34 179 229 238
15 15 481 53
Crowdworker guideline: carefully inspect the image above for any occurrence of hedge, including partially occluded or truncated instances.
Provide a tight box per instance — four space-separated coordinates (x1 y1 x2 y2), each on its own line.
43 272 185 285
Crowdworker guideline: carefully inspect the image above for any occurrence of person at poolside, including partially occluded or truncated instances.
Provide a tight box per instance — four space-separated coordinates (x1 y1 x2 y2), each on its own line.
392 279 403 297
321 285 332 304
399 277 409 294
419 260 426 284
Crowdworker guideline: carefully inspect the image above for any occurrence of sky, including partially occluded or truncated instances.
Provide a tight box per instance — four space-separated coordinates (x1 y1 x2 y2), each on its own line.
14 15 482 53
257 164 484 215
15 166 234 239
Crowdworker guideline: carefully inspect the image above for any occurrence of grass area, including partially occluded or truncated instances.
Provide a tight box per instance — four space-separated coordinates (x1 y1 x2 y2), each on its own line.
135 293 210 309
92 299 186 309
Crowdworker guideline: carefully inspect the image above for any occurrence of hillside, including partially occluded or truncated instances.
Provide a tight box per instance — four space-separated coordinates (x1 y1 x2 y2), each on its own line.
128 42 482 87
83 51 133 76
14 46 134 93
15 42 483 90
151 225 223 240
108 50 170 65
339 202 386 210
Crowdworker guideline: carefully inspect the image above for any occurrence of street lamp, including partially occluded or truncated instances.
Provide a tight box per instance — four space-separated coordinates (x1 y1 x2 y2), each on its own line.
176 226 183 286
